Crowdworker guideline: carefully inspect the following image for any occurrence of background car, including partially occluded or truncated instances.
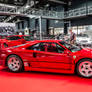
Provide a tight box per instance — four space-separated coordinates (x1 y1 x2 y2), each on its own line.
1 40 92 78
0 35 32 48
55 34 70 42
76 34 92 48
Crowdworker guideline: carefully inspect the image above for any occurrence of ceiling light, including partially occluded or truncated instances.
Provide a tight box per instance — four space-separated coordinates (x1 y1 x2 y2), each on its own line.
17 11 20 14
55 20 59 23
45 4 50 7
25 5 30 9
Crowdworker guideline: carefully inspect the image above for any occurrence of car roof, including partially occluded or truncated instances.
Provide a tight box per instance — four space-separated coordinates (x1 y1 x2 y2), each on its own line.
26 40 62 45
7 35 30 37
31 40 62 43
7 35 22 37
11 40 64 49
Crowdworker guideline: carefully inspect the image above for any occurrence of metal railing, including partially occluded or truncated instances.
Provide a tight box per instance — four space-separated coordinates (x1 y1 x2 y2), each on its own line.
1 4 92 21
64 7 87 18
64 6 92 19
88 6 92 15
26 9 64 19
2 3 64 21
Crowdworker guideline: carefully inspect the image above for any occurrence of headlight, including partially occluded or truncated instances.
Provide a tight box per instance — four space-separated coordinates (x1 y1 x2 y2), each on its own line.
7 50 12 52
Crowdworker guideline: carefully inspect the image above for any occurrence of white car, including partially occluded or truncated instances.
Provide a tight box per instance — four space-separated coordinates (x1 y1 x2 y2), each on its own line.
55 34 70 42
76 34 92 47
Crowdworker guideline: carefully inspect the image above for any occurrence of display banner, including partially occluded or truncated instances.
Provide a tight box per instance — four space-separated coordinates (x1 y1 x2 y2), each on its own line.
0 0 27 6
0 23 16 35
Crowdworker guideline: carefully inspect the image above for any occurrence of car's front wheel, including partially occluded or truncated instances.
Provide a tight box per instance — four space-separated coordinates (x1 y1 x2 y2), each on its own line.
7 55 24 72
76 59 92 78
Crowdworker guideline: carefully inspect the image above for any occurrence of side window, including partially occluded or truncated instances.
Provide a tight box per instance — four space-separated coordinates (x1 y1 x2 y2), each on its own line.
27 42 65 53
56 43 65 53
27 43 40 51
27 42 49 52
47 43 65 53
7 36 21 40
15 36 21 40
40 43 47 51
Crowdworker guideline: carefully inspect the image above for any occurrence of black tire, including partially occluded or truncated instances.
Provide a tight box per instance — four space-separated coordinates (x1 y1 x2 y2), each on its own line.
76 59 92 78
7 55 24 72
4 43 8 47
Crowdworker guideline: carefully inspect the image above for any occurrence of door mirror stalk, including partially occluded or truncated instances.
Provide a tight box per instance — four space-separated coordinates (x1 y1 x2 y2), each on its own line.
64 50 70 55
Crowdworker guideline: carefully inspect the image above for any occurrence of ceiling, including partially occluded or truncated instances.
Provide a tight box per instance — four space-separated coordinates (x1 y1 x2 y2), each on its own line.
0 0 73 6
0 0 73 22
0 0 27 6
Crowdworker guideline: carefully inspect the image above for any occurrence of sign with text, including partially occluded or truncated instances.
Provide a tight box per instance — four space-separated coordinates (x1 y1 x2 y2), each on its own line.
0 23 16 35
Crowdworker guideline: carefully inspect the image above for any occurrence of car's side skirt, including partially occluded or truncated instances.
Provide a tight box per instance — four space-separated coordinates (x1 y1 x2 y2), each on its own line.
24 62 75 74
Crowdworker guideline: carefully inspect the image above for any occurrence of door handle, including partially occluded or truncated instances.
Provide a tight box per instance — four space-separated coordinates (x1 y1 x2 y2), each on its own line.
33 52 37 58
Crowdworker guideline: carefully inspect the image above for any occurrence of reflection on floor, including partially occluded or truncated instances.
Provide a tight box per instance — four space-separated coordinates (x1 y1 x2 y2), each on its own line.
0 66 92 92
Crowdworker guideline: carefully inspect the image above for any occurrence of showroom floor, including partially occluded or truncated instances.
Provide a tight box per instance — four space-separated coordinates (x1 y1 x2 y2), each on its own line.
0 66 92 92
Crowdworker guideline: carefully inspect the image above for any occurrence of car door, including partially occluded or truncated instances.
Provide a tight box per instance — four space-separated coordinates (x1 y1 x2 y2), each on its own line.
16 43 41 66
25 43 45 68
32 42 73 70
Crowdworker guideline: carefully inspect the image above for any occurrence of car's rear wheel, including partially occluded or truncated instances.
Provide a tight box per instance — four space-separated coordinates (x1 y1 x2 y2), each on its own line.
76 59 92 78
7 55 24 72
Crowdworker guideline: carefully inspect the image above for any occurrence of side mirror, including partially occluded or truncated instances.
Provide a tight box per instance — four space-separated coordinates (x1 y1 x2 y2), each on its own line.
64 50 70 55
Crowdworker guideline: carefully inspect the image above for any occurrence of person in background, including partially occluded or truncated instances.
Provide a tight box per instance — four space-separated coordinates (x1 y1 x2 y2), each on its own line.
19 31 23 35
33 29 37 40
69 29 76 44
34 32 37 40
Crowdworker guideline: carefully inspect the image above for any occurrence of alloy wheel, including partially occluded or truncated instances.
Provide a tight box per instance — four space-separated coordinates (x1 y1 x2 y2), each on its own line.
8 57 21 72
79 61 92 77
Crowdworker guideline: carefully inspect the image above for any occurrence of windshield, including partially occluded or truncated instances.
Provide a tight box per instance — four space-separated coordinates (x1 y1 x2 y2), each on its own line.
0 36 7 39
23 36 34 41
59 41 82 52
7 36 21 40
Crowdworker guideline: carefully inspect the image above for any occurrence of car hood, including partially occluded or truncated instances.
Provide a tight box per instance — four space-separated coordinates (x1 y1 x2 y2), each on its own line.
73 47 92 57
82 48 92 52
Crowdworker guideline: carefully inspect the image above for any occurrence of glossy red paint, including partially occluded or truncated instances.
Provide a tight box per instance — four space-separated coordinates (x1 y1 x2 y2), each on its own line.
0 35 31 48
0 40 92 74
0 66 92 92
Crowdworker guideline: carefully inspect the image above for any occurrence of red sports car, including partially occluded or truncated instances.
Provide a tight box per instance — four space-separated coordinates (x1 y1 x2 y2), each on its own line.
0 35 32 48
0 40 92 78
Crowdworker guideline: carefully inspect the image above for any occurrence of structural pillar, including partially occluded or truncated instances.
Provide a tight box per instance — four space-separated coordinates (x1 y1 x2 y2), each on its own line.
39 16 42 40
64 4 68 34
64 23 68 35
47 19 49 36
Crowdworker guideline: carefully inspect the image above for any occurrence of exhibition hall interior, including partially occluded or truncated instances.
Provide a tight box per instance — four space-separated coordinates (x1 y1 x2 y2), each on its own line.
0 0 92 92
